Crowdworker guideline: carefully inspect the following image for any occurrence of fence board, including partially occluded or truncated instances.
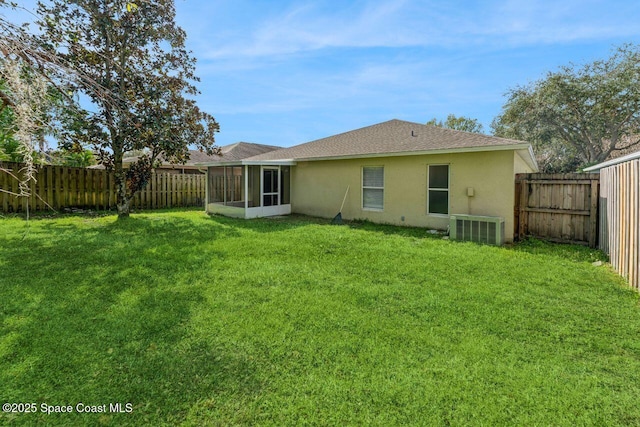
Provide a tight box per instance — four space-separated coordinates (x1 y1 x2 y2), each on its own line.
0 164 7 212
151 172 157 209
629 162 640 287
29 169 36 211
46 166 53 209
594 157 640 290
171 174 177 207
12 166 21 212
59 167 65 208
0 162 205 213
515 173 599 247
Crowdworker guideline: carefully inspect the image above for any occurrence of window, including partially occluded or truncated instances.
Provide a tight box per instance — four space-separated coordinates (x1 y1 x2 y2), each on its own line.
363 166 384 210
428 165 449 215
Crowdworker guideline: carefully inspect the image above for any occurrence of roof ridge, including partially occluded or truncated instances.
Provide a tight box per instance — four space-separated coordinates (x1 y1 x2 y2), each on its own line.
241 118 533 163
225 141 283 149
421 122 531 144
220 142 240 153
293 119 414 146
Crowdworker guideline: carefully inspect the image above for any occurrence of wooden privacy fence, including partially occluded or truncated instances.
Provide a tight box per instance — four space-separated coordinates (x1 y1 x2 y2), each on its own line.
0 162 206 213
599 159 640 290
515 173 600 247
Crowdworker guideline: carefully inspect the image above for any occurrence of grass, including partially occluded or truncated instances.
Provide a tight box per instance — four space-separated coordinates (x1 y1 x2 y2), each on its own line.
1 209 639 426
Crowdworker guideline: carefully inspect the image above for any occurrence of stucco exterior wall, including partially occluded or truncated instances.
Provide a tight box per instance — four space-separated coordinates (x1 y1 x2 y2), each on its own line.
291 150 533 242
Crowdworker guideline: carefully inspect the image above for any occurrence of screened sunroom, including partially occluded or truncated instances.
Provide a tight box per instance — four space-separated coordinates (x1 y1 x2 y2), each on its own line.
205 163 293 218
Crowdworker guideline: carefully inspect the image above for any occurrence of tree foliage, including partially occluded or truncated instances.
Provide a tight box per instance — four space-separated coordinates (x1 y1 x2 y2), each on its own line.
0 101 20 161
0 2 51 197
426 114 484 134
36 0 220 217
0 0 102 209
46 148 97 167
0 77 66 165
492 44 640 172
0 58 50 199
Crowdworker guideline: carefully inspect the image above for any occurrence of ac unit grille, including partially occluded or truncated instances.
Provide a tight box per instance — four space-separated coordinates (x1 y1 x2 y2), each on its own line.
450 215 505 245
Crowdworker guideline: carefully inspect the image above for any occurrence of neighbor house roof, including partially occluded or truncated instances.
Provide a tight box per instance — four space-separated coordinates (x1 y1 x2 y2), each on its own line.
244 119 537 170
214 142 283 162
90 142 282 169
163 142 282 164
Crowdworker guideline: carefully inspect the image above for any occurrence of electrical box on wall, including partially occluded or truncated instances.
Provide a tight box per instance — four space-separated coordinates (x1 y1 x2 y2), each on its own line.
467 187 475 197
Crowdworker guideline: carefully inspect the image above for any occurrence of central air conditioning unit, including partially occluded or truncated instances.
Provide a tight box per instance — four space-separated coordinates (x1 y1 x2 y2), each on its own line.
449 214 505 246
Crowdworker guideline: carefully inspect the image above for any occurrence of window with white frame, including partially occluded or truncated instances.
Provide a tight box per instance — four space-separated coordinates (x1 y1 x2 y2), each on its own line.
428 164 449 215
363 166 384 210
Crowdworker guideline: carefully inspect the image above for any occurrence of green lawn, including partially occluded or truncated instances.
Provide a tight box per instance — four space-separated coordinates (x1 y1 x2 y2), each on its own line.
1 209 639 426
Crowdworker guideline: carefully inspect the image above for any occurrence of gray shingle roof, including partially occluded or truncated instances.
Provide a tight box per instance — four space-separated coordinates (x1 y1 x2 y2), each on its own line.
188 142 282 163
247 119 530 162
88 142 282 169
213 142 283 162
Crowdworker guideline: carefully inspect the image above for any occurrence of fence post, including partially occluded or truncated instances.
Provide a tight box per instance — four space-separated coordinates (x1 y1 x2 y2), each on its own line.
518 177 528 240
0 163 7 212
589 178 599 248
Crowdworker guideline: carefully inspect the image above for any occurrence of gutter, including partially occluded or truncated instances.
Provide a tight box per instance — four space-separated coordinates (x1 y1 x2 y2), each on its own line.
583 150 640 172
244 143 534 163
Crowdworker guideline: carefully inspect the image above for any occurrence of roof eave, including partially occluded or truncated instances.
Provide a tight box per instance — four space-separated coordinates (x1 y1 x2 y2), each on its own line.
517 145 539 172
256 143 533 163
242 159 297 166
195 159 297 167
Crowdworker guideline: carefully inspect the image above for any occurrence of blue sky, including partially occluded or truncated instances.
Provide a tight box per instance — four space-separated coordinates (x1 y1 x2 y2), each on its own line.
171 0 640 148
10 0 640 148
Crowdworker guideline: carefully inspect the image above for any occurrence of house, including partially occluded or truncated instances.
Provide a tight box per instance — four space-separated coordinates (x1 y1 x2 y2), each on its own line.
584 150 640 289
200 119 538 242
89 142 282 174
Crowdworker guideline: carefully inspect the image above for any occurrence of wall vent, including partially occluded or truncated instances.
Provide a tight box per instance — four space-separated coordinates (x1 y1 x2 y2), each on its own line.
449 214 505 245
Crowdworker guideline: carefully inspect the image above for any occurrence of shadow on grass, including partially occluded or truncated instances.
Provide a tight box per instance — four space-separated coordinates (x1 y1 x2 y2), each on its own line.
512 237 608 264
8 208 441 239
5 209 609 264
0 213 264 425
346 219 446 240
0 209 637 425
1 287 261 425
203 212 325 234
1 206 204 220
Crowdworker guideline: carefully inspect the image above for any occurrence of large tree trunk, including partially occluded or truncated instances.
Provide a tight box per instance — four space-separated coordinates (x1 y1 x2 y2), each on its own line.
114 150 130 219
116 191 130 218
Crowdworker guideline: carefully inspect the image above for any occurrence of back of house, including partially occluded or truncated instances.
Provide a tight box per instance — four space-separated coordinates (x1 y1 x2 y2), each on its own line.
201 119 538 243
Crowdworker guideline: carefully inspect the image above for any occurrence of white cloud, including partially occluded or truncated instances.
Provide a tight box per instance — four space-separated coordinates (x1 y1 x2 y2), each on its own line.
176 0 640 147
193 0 640 60
200 0 446 59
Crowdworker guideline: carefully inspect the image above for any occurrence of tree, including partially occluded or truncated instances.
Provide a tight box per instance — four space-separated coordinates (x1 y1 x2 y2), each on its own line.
36 0 220 218
47 148 97 167
426 114 484 133
492 44 640 172
0 0 93 207
0 101 20 161
0 58 50 199
0 77 65 165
